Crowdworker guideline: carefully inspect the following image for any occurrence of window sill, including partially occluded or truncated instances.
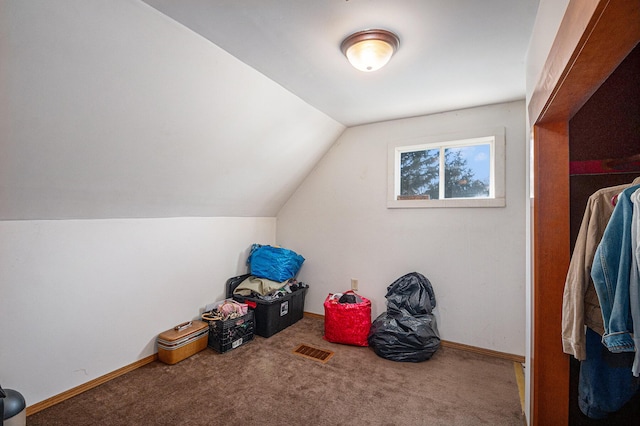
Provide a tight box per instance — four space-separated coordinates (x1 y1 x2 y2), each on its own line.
387 197 506 209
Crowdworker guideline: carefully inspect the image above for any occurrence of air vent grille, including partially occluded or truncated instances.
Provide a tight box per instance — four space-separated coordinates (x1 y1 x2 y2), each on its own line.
292 344 334 363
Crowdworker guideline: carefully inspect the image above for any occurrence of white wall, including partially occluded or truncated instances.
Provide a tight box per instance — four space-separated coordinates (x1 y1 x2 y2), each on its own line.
525 0 570 102
277 100 527 356
0 0 339 406
0 217 275 405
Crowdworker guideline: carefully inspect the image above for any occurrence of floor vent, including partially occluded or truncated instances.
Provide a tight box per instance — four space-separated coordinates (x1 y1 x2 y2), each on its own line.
292 344 335 363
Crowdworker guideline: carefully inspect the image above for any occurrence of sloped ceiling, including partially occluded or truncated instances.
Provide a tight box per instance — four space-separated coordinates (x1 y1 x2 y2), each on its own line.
0 0 538 220
0 0 344 219
142 0 540 127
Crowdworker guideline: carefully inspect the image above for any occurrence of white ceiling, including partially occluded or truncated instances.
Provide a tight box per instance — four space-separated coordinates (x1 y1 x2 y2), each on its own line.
2 0 541 220
142 0 540 127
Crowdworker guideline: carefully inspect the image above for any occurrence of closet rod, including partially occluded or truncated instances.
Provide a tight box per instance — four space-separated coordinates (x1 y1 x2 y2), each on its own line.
569 153 640 176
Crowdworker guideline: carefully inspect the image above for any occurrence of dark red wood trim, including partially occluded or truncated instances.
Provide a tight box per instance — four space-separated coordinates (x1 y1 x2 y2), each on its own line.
529 1 640 425
531 122 570 425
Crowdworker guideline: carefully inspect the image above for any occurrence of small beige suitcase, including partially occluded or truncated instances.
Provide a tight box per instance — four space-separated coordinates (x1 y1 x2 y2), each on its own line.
157 320 209 365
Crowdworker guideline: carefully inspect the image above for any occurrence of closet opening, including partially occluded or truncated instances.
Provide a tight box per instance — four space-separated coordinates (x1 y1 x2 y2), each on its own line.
566 43 640 425
529 2 640 424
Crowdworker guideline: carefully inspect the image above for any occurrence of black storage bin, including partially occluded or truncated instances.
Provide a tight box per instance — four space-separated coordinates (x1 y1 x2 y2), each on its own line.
226 274 308 338
206 310 254 353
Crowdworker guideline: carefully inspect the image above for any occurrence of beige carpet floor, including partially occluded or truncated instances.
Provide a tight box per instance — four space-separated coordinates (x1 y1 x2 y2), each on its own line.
28 316 524 425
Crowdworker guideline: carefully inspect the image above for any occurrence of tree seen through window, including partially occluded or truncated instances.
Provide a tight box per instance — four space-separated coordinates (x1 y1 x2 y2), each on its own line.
400 143 490 200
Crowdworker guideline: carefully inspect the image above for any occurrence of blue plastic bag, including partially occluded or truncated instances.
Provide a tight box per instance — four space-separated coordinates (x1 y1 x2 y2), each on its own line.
247 244 305 282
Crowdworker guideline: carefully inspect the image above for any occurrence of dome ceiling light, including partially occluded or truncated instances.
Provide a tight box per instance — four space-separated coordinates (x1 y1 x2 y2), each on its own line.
340 29 400 72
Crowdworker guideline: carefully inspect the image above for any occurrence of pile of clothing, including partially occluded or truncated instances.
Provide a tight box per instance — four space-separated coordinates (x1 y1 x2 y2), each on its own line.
202 299 248 322
232 275 308 301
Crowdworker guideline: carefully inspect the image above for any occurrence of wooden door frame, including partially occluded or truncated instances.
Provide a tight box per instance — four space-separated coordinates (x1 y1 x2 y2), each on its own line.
529 1 640 424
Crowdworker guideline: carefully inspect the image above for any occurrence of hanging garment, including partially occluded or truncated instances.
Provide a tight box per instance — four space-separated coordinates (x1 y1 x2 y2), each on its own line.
578 327 640 419
631 188 640 375
591 183 640 360
561 177 640 360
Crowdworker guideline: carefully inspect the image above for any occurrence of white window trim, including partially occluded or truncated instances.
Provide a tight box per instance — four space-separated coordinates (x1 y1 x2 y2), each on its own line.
387 127 506 208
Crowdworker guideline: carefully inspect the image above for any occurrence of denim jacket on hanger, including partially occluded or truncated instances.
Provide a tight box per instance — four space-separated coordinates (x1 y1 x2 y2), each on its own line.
592 184 640 358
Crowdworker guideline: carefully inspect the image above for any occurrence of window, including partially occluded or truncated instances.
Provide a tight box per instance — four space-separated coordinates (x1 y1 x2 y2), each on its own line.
388 128 505 208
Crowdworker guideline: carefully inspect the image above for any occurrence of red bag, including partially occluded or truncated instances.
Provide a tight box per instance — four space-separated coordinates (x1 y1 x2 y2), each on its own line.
323 291 372 346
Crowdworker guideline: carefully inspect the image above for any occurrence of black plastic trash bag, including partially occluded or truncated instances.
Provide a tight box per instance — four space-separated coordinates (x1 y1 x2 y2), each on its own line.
385 271 437 315
368 272 440 362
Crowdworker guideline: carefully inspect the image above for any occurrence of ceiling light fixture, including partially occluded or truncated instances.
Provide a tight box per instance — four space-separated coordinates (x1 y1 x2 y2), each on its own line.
340 29 400 72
